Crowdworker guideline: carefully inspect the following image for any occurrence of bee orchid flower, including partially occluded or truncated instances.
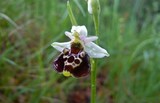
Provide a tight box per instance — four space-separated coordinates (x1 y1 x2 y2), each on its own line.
51 25 109 78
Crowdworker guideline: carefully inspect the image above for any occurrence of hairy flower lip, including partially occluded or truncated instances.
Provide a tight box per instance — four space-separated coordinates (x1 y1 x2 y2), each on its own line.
53 48 90 78
51 25 109 58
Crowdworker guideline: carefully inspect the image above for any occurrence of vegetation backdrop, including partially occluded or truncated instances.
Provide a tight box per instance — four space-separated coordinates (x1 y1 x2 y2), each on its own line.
0 0 160 103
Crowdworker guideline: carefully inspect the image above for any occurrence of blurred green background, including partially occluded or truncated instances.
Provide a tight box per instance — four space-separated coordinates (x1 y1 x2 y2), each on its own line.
0 0 160 103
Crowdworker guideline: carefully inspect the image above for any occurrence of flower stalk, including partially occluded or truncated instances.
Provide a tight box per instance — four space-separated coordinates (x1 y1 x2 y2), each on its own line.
91 58 96 103
89 0 100 103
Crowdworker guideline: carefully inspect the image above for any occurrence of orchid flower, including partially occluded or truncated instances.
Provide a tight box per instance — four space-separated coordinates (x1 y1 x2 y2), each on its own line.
51 25 109 78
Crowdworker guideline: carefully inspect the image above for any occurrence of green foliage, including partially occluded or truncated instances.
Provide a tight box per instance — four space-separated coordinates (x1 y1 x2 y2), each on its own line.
0 0 160 103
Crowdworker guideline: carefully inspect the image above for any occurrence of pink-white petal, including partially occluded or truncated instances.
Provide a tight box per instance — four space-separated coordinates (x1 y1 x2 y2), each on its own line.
85 42 109 58
65 31 74 40
51 42 71 52
71 25 87 36
84 36 98 44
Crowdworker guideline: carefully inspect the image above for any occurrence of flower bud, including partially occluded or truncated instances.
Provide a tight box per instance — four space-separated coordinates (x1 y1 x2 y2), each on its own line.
87 0 100 15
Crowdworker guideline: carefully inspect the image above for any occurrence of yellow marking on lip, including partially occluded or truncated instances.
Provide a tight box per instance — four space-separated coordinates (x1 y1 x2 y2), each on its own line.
63 70 71 77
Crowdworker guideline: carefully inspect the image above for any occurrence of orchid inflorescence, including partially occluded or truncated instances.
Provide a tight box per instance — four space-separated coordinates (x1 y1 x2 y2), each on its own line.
51 26 109 78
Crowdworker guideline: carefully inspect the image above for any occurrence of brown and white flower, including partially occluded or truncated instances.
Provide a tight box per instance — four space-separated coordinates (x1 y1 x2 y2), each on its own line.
51 25 109 77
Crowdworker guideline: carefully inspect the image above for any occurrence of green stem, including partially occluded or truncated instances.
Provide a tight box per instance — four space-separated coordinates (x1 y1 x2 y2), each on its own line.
91 59 96 103
91 0 100 103
67 1 77 25
93 14 99 37
91 15 99 102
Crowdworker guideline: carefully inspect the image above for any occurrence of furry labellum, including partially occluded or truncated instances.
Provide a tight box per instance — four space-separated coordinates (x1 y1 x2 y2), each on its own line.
54 42 90 78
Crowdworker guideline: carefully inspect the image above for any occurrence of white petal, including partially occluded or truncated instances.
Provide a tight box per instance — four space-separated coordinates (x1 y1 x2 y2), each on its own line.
84 36 98 44
85 42 109 58
71 25 87 36
88 0 93 14
51 42 71 52
65 31 74 40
